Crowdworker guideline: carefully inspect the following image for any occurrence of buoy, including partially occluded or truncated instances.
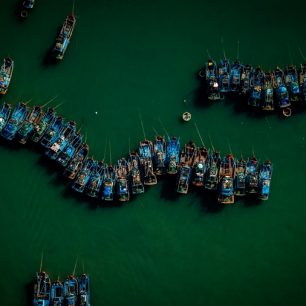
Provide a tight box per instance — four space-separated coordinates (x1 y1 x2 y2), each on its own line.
282 107 292 118
20 10 28 18
182 112 191 122
94 111 98 115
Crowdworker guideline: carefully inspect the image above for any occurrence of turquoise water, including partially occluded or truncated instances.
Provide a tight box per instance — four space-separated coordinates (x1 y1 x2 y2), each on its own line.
1 0 306 305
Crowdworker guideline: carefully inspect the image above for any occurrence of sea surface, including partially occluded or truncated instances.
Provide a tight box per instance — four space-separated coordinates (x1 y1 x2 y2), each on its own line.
1 0 306 305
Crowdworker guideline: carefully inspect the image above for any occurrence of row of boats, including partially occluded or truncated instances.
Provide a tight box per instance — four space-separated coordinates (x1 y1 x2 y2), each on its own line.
0 102 273 204
33 271 90 306
199 57 306 116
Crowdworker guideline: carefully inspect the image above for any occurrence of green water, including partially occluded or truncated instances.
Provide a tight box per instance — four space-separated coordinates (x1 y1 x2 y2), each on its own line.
1 0 306 305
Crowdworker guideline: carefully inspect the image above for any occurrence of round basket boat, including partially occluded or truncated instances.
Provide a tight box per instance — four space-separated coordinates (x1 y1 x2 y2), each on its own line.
282 107 292 118
182 112 191 122
20 10 28 18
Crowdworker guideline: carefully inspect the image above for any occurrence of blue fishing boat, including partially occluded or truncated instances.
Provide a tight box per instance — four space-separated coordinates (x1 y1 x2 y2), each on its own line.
127 152 144 195
248 67 264 107
63 275 78 306
234 158 246 196
40 116 64 148
72 157 94 193
165 136 180 175
45 121 76 159
176 165 192 194
218 57 231 94
78 273 90 306
273 66 290 108
192 146 209 187
153 135 166 175
245 156 259 194
31 108 56 143
258 160 273 200
1 102 28 141
50 280 64 306
0 103 12 132
85 160 105 198
204 150 220 191
53 14 76 60
0 57 14 95
138 139 153 160
56 132 83 167
262 72 274 111
63 143 89 180
217 154 235 204
33 271 51 306
240 64 253 95
16 105 43 144
116 158 130 202
299 62 306 102
101 165 117 201
284 65 300 102
205 59 220 100
230 60 244 92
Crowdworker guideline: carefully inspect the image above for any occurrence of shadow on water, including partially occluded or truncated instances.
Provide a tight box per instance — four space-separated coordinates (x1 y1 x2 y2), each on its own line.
192 187 225 213
25 281 32 306
159 175 180 202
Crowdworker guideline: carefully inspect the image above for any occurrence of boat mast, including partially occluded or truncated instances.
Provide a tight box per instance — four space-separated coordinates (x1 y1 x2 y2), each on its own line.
236 40 240 60
194 122 205 147
54 102 64 110
72 257 78 276
39 251 44 273
109 140 112 165
208 133 215 152
158 117 170 138
298 47 306 61
42 95 58 108
221 37 226 59
138 111 146 140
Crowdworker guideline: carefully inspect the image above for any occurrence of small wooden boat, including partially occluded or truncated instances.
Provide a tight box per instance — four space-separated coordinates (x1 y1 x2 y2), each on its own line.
63 143 89 179
40 116 64 148
240 64 253 95
234 158 246 196
1 102 28 141
153 136 166 175
218 57 231 94
262 72 274 111
0 103 12 132
245 156 259 194
63 275 78 306
192 146 209 187
33 271 51 306
205 59 221 100
50 279 64 306
53 14 76 60
204 150 220 191
284 65 300 102
217 154 235 204
258 160 273 200
282 107 292 117
248 67 264 107
273 66 290 108
0 57 14 95
101 165 117 201
230 60 244 92
128 152 144 195
85 160 105 198
72 157 95 193
78 273 90 306
299 62 306 103
116 158 130 202
166 136 180 175
182 112 191 122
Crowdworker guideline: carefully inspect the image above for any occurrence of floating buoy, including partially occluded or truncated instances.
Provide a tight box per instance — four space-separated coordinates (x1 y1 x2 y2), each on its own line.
20 10 28 18
182 112 191 122
94 111 98 115
282 107 292 118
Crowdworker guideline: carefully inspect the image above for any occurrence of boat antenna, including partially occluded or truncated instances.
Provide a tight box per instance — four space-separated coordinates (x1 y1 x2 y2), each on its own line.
158 116 170 138
84 132 88 143
152 127 159 136
82 261 85 273
208 133 215 151
194 122 205 147
298 47 306 61
54 102 64 110
103 137 108 161
221 36 226 58
39 251 44 273
206 49 211 59
72 257 78 276
252 146 255 157
42 95 58 108
287 45 294 64
72 0 76 15
138 110 146 140
128 137 131 155
109 140 112 164
237 40 240 60
24 98 33 105
227 138 233 155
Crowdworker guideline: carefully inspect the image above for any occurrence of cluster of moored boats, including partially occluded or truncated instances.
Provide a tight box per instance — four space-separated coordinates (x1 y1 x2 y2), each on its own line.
198 57 306 117
0 102 272 203
33 271 90 306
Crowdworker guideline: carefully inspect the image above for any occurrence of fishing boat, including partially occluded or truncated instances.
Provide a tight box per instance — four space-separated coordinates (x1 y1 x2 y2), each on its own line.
63 275 78 306
258 160 273 200
116 158 130 202
273 66 290 108
53 14 76 60
127 152 144 195
45 121 77 159
33 271 51 306
40 116 64 148
205 59 220 100
230 60 244 92
153 135 166 175
165 136 180 175
176 165 192 194
138 139 153 160
85 160 105 198
63 143 89 180
240 64 253 95
56 133 83 167
192 146 209 187
31 108 56 143
78 273 90 306
0 103 12 132
284 65 300 102
50 279 64 306
262 72 275 111
204 150 220 191
234 158 247 196
299 62 306 102
1 102 28 141
16 105 43 144
248 67 264 107
0 57 14 95
217 154 235 204
101 165 117 201
72 157 94 193
218 57 231 94
245 156 259 194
